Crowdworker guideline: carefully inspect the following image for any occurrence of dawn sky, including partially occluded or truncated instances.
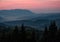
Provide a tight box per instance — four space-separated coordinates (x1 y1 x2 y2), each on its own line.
0 0 60 13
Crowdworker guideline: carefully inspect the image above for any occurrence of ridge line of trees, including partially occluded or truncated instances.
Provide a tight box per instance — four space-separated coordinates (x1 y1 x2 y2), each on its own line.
0 20 60 42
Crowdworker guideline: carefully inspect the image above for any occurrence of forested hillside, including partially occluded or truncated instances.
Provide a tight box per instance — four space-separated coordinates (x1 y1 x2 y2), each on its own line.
0 20 60 42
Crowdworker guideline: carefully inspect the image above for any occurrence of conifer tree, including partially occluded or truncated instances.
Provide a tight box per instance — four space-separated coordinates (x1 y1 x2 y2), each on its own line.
49 20 57 33
12 26 18 42
36 30 39 42
31 29 36 42
44 26 48 34
21 24 26 42
49 20 57 42
43 26 48 42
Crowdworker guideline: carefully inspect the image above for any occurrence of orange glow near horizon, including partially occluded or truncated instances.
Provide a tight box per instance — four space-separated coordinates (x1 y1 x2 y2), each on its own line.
0 0 60 13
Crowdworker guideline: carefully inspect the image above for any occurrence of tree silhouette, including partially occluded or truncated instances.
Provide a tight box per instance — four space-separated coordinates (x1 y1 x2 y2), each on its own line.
12 26 19 42
56 28 60 42
21 24 26 42
31 29 36 42
49 20 57 33
48 20 57 42
41 26 48 42
1 30 5 42
36 30 40 42
44 26 48 34
41 21 58 42
14 26 18 34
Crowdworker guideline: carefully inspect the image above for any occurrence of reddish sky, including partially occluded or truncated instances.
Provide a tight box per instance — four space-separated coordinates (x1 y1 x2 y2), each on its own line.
0 0 60 13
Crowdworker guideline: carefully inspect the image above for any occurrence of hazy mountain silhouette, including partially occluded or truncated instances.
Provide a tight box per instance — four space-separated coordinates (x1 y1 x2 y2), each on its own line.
0 9 60 21
0 9 39 21
1 13 59 30
0 16 5 22
0 9 60 29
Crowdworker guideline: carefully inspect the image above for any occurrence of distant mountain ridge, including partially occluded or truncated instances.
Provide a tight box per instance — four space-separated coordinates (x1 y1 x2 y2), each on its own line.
1 13 60 30
0 16 5 22
0 9 60 30
0 9 39 21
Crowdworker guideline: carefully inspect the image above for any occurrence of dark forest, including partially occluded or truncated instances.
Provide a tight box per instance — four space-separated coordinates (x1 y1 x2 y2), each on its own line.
0 20 60 42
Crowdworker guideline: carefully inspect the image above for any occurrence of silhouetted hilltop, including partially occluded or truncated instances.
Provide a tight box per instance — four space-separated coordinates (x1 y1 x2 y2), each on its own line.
0 9 39 21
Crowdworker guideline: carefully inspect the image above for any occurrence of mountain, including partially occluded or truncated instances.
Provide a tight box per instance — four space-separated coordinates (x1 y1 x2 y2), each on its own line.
0 9 34 16
0 9 39 21
0 16 5 22
2 13 60 30
30 13 60 22
0 9 60 30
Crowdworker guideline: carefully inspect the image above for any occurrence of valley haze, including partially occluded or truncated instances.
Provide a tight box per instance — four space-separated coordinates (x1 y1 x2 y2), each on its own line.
0 9 60 30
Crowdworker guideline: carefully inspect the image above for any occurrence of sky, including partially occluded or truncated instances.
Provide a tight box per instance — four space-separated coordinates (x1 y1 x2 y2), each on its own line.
0 0 60 13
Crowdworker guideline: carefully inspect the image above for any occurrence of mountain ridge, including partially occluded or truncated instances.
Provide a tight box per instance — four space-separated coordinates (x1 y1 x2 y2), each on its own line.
0 9 38 21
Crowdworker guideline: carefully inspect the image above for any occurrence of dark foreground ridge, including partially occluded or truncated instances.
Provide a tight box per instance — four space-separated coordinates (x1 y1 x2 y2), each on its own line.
0 20 60 42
